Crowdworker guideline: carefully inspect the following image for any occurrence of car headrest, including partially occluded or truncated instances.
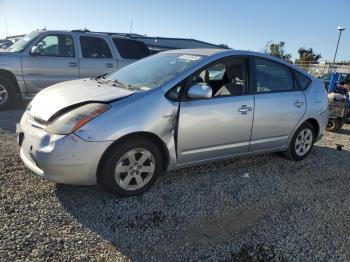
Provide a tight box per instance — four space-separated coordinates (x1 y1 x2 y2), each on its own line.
199 70 209 83
226 65 243 80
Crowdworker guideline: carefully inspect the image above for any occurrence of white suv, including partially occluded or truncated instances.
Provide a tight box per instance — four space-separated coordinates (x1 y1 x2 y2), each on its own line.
0 29 150 109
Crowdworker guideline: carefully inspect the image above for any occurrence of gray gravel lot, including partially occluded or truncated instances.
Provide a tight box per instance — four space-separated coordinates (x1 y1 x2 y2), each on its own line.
1 109 350 261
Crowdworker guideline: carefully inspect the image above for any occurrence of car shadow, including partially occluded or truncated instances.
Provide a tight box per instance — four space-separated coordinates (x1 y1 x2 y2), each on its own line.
0 98 27 133
55 144 350 260
0 97 28 111
14 97 29 110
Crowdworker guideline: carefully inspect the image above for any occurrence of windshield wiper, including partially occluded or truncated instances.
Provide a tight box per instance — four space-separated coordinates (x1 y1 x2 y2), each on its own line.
96 76 132 90
113 79 132 90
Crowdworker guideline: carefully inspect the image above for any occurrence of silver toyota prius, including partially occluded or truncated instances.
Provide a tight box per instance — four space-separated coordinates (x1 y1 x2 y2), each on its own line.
17 49 329 197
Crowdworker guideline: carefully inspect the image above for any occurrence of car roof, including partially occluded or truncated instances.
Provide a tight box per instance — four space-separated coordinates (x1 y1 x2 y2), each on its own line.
163 48 313 77
163 48 227 56
163 48 282 60
33 29 141 41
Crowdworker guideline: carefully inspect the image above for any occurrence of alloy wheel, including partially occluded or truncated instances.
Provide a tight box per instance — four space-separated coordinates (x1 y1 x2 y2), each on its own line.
114 148 155 191
295 128 313 157
0 84 8 106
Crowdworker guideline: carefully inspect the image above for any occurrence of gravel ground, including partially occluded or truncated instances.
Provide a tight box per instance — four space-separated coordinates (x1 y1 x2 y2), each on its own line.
1 110 350 261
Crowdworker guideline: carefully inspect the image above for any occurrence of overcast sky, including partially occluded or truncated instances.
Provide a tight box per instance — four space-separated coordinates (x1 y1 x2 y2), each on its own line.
0 0 349 61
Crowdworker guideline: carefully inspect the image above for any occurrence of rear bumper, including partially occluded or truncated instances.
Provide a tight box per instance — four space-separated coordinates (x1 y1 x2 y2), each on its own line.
17 118 112 185
317 107 329 139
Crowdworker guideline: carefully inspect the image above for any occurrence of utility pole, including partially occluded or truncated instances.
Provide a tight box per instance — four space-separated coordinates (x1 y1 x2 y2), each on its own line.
130 20 133 33
332 26 345 71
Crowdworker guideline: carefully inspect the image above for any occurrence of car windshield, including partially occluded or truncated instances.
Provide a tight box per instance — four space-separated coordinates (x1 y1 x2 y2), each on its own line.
106 53 204 90
8 31 41 52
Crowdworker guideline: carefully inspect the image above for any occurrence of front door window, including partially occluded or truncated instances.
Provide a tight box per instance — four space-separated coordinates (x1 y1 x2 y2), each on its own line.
189 58 248 98
35 35 75 57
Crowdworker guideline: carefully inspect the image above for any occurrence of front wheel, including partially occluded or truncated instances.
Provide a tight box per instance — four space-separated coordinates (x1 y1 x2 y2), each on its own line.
283 122 315 161
0 77 16 110
99 138 164 197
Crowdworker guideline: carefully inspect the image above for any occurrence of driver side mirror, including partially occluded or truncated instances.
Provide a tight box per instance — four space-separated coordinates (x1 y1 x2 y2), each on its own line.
187 83 212 99
30 46 41 56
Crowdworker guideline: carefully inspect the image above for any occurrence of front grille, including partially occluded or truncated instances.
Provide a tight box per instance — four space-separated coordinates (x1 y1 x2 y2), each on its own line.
27 115 48 130
33 117 48 125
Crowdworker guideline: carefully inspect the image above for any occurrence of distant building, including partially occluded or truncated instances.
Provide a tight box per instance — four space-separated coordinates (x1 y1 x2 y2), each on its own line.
0 34 24 44
114 33 225 53
132 36 225 53
6 34 24 42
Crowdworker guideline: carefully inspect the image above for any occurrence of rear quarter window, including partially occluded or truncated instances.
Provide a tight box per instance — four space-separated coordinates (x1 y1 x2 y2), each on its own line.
113 38 150 60
294 70 311 90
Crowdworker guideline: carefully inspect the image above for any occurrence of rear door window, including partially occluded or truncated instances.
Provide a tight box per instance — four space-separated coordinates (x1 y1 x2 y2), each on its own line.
113 38 150 59
80 36 112 58
254 58 294 93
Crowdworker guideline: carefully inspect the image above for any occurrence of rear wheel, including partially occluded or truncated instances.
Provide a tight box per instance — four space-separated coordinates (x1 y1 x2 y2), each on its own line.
284 122 315 161
99 138 164 197
0 77 16 110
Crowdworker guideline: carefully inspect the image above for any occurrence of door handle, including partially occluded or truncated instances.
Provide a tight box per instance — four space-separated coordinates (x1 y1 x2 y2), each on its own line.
294 100 305 108
238 105 252 115
68 62 77 67
105 63 114 68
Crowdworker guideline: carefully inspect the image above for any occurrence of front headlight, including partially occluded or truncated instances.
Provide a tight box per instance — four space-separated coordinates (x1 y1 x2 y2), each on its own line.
46 103 110 135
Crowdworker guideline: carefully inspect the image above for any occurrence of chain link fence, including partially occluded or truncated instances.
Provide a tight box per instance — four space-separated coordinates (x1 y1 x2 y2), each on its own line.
295 62 350 78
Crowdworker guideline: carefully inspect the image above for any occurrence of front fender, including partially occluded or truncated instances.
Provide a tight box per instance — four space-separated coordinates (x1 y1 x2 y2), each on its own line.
74 90 179 170
0 53 26 94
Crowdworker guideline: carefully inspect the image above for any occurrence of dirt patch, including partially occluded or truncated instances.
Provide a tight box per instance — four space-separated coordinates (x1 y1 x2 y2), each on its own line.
171 203 274 249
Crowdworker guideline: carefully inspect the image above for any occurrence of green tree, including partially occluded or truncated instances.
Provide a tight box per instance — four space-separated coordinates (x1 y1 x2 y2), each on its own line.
267 41 292 62
298 48 321 63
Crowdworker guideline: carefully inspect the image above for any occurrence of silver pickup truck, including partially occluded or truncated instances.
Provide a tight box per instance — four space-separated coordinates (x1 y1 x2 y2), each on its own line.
0 30 151 109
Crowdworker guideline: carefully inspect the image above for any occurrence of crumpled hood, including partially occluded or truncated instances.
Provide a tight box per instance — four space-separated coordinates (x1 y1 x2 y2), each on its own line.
29 78 134 121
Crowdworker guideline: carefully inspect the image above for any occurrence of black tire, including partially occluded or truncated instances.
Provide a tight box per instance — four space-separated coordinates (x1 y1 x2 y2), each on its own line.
99 138 164 197
326 118 342 132
326 119 338 132
0 76 16 110
283 121 315 161
337 119 344 131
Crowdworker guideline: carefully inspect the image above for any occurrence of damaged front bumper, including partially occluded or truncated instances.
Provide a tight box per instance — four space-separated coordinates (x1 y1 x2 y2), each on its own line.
16 114 112 185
